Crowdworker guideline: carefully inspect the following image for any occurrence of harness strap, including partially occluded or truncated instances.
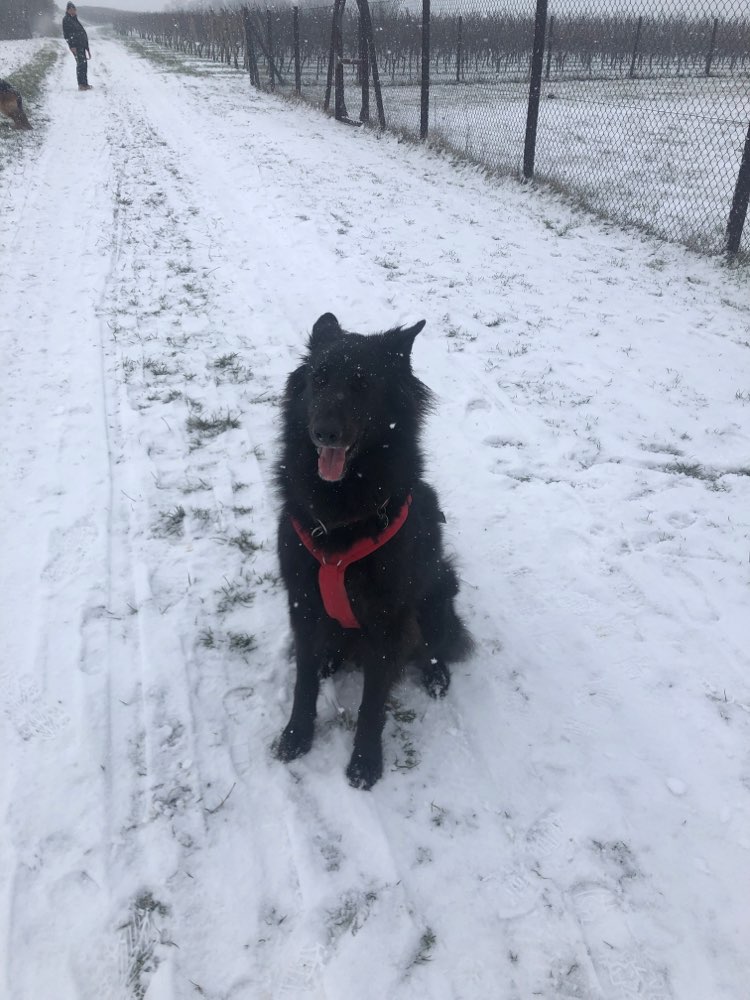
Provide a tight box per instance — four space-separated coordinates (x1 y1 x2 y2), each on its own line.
291 495 412 629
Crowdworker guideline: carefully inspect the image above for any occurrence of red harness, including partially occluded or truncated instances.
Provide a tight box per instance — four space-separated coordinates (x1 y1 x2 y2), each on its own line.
291 496 412 629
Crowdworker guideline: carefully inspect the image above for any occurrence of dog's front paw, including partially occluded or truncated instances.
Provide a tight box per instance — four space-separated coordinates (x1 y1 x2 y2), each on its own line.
422 658 451 698
346 749 383 790
273 722 314 762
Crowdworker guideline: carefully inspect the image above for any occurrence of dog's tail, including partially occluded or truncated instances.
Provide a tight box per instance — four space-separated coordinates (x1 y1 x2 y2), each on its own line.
418 560 474 664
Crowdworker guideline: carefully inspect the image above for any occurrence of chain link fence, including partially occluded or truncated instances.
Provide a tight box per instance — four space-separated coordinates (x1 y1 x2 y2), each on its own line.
115 0 750 257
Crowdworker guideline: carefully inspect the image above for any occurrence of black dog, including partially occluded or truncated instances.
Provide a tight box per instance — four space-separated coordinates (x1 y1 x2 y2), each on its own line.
274 313 472 789
0 80 32 130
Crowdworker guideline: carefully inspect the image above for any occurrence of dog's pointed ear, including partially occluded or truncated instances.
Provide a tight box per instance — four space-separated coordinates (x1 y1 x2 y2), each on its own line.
388 320 426 358
309 313 342 350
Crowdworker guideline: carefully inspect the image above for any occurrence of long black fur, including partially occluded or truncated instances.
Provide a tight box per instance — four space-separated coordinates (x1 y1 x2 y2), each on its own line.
274 313 473 789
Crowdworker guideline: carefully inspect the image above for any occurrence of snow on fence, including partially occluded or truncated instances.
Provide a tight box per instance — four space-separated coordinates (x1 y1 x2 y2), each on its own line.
112 0 750 258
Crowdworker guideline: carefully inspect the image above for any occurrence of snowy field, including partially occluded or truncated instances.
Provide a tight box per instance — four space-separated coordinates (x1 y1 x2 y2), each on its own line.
281 68 750 254
0 37 53 77
1 32 750 1000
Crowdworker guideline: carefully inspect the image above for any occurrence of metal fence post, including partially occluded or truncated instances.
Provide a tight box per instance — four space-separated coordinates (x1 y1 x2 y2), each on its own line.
420 0 430 138
705 17 718 77
523 0 547 180
726 119 750 257
293 5 301 94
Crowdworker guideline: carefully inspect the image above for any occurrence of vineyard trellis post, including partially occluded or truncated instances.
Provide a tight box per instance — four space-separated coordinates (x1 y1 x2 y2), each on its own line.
266 8 275 90
629 16 643 79
324 0 348 119
293 5 301 95
333 2 347 120
421 0 430 139
456 15 463 84
705 17 718 77
358 10 370 123
544 14 554 81
242 6 260 87
324 0 339 111
726 120 750 257
523 0 548 180
357 0 386 128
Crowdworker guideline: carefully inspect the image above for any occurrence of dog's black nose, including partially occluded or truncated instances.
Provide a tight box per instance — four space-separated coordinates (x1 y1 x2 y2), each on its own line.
312 423 343 447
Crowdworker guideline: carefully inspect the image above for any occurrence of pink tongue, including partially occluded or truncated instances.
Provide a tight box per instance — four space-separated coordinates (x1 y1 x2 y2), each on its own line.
318 447 347 482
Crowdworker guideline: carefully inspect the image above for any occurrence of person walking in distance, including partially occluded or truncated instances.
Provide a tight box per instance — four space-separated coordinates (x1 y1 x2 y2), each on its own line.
62 3 92 91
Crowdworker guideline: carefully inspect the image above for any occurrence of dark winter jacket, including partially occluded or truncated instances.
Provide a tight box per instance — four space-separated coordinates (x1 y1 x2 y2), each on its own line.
62 13 89 54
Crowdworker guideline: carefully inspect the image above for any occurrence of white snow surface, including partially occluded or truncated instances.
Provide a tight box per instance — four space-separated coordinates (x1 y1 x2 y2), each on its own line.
0 38 52 77
1 36 749 1000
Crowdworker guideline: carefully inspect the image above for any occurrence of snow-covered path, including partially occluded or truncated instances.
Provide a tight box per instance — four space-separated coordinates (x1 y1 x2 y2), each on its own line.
1 35 749 1000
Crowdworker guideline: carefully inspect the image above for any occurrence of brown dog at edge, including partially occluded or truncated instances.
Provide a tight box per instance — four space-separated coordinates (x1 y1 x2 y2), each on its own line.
0 80 32 130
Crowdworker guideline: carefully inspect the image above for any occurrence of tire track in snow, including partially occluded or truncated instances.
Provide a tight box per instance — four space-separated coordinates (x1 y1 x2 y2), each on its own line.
82 42 311 997
92 77 251 999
